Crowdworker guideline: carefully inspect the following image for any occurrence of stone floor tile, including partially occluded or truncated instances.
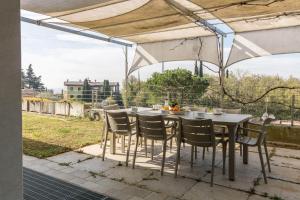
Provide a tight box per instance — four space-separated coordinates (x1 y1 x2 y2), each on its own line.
47 151 92 165
144 192 169 200
81 181 101 190
85 174 106 183
248 194 269 200
202 166 259 192
137 171 197 198
23 155 39 162
68 169 92 179
127 197 144 200
255 179 300 200
45 161 69 171
271 155 300 170
51 172 76 181
71 157 118 173
268 165 300 183
104 166 153 184
67 177 87 185
78 144 102 156
92 178 128 195
27 164 51 173
106 185 151 200
274 148 300 158
182 182 249 200
60 167 78 174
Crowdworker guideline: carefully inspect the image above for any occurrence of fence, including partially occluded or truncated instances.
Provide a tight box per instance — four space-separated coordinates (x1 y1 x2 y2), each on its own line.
63 88 300 126
22 99 85 117
23 88 300 125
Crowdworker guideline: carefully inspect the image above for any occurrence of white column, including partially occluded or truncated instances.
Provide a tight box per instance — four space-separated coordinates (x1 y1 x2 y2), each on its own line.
0 1 22 200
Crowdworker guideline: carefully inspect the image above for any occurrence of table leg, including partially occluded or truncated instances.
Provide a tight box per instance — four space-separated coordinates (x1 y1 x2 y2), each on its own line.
110 133 116 154
227 124 238 181
243 121 249 164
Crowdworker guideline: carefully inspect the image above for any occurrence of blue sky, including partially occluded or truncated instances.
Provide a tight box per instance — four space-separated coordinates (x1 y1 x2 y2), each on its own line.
21 13 300 91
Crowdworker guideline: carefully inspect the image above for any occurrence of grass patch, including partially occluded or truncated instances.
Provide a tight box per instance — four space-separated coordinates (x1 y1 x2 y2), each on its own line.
23 112 103 158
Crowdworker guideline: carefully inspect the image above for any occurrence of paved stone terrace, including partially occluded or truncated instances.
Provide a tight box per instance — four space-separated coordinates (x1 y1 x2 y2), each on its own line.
23 141 300 200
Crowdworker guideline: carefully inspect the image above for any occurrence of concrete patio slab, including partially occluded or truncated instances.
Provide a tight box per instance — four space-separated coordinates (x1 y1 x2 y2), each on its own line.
268 165 300 183
23 141 300 200
137 171 197 198
182 181 249 200
255 178 300 200
103 166 153 185
71 157 118 173
47 151 92 165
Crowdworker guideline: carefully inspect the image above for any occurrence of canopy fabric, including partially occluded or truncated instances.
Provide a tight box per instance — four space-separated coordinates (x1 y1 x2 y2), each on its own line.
129 36 219 74
191 0 300 32
21 0 214 43
21 0 300 72
226 25 300 66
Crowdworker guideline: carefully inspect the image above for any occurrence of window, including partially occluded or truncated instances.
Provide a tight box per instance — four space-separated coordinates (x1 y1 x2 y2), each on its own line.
78 87 81 91
70 95 74 99
77 95 82 99
70 87 73 91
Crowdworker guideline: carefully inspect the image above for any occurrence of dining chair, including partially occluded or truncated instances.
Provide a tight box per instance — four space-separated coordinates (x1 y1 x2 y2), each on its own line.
236 117 272 184
175 118 228 186
100 104 119 148
102 111 135 166
214 108 243 156
132 114 176 175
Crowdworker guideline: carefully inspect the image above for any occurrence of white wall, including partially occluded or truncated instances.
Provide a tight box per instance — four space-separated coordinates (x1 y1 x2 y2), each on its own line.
0 1 22 199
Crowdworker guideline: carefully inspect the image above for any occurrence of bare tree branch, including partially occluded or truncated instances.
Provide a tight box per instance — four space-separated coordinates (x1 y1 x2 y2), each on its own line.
222 86 300 105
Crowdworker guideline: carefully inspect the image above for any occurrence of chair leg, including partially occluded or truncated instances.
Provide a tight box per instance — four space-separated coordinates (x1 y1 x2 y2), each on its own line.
202 147 205 160
170 138 173 152
132 135 139 169
151 140 154 160
144 137 148 157
161 140 167 176
211 145 216 187
175 140 181 177
126 134 132 167
140 136 143 147
194 146 197 159
264 140 271 173
222 142 227 175
121 135 125 153
258 145 268 184
240 144 243 156
191 145 194 167
102 127 109 161
100 122 106 148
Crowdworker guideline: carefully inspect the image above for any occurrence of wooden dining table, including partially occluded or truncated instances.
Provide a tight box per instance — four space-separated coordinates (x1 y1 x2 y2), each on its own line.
109 107 252 181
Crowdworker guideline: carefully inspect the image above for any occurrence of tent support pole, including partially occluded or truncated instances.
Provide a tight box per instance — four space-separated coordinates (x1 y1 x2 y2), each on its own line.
220 36 225 108
124 46 129 108
21 17 132 47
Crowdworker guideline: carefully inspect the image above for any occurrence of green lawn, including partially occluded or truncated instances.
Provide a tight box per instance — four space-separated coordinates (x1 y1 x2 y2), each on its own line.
23 112 102 158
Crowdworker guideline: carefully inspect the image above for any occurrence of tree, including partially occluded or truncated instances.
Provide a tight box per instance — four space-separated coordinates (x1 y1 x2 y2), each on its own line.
21 69 25 89
82 78 92 102
23 64 45 90
146 69 209 105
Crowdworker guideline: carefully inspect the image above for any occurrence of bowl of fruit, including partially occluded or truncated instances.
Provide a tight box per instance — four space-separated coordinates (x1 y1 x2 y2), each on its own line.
168 101 185 115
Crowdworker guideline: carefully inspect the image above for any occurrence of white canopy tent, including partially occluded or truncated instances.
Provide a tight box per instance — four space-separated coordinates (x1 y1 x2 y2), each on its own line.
21 0 300 73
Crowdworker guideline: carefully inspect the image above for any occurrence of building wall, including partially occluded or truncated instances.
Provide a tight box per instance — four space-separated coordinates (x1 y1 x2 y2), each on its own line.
0 0 23 199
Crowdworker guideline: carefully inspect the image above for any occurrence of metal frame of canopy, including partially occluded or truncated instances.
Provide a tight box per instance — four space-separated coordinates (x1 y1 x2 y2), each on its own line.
21 5 226 108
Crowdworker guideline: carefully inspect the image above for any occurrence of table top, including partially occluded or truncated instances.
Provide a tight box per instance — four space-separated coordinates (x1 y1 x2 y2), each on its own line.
121 107 252 125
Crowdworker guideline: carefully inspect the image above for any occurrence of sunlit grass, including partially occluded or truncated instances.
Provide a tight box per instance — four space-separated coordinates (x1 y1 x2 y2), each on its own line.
22 112 102 158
